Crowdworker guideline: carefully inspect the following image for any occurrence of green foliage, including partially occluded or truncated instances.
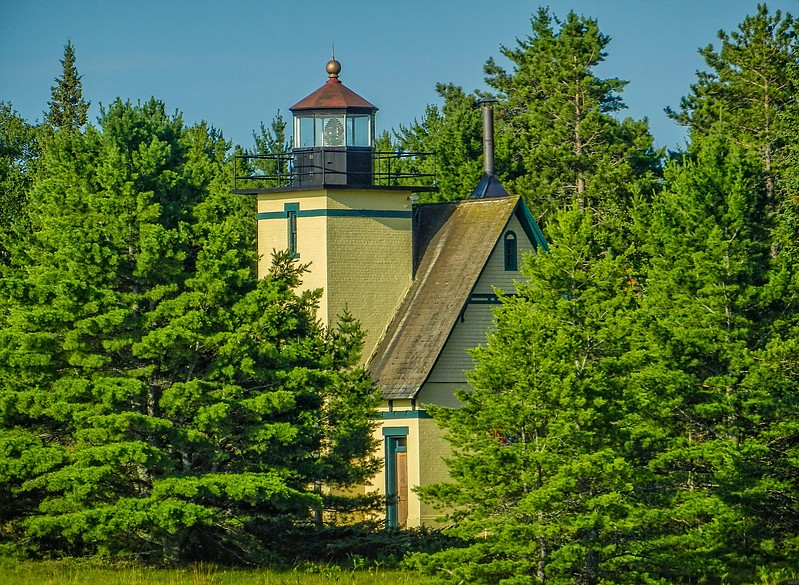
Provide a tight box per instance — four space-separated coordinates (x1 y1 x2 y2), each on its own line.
0 557 438 584
0 102 39 263
667 4 799 200
632 132 799 577
485 8 661 223
0 99 380 563
46 41 90 132
658 6 799 568
415 7 799 580
395 84 483 202
412 209 660 585
667 3 799 269
417 127 799 583
240 523 459 569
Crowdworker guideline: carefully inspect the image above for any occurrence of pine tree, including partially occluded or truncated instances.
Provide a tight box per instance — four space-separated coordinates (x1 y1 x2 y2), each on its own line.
395 83 483 202
485 8 660 223
46 40 90 131
668 4 799 201
660 5 799 570
248 110 292 186
0 103 38 264
0 99 379 562
410 209 662 585
632 132 799 578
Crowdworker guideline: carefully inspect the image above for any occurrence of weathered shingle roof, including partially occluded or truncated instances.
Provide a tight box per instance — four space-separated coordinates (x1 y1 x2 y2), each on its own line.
367 196 524 400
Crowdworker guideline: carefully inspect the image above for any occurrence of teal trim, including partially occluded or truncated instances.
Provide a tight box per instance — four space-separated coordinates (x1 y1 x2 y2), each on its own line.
257 211 290 219
305 209 411 218
284 202 299 212
515 199 550 252
384 427 409 528
382 426 410 436
381 410 432 420
504 230 518 271
257 208 412 221
385 435 404 528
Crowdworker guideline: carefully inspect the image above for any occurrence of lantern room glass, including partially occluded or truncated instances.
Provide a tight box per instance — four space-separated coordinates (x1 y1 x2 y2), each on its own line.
294 113 373 148
347 116 370 147
297 117 314 148
318 115 345 147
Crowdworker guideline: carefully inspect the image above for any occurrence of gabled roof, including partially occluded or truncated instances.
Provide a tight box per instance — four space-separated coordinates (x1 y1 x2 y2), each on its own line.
368 196 547 400
290 78 377 112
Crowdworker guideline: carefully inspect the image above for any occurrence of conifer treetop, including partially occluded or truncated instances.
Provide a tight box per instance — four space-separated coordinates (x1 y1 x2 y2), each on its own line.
46 40 90 131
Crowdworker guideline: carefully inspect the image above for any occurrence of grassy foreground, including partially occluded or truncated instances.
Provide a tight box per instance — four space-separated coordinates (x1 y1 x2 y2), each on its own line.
0 558 436 585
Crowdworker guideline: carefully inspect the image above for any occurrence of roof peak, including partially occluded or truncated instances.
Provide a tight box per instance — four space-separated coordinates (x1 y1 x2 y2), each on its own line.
326 56 341 79
290 57 377 112
469 173 510 199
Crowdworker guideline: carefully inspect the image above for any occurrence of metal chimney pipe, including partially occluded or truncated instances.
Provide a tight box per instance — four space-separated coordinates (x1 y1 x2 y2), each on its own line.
479 98 497 176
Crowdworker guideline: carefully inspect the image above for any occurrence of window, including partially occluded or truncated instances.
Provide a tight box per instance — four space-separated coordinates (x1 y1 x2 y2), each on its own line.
346 115 370 146
294 113 373 148
295 117 314 148
504 231 517 271
288 211 297 256
317 115 345 147
285 203 299 257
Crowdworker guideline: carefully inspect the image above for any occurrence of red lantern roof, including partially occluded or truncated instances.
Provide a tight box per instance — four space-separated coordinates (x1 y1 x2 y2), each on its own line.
290 58 377 113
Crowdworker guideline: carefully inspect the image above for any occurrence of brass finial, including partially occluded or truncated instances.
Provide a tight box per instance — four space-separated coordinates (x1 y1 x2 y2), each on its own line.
326 47 341 79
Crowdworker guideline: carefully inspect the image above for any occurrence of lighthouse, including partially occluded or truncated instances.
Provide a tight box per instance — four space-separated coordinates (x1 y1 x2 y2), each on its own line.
234 56 548 529
234 58 434 359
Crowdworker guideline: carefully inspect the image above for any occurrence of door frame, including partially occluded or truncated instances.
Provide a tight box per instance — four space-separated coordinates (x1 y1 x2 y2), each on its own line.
383 426 408 529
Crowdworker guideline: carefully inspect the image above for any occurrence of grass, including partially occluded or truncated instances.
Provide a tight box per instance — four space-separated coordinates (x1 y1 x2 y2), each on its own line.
0 558 436 585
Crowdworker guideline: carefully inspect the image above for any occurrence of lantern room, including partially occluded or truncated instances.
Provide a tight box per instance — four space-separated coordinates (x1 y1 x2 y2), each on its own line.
289 57 377 186
231 56 436 194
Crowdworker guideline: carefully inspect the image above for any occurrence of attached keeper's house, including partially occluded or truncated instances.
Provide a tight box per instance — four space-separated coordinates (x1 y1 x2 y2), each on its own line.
234 58 547 528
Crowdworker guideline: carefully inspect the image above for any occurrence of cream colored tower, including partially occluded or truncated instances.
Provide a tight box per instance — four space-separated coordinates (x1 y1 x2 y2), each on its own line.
239 58 423 359
255 187 414 359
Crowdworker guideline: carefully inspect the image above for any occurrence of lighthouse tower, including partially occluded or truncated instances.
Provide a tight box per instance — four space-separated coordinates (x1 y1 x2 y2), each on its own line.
236 58 432 358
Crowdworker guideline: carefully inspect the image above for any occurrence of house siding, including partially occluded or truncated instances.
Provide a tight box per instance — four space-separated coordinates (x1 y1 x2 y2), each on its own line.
422 213 534 390
418 417 452 525
423 304 493 386
471 214 536 295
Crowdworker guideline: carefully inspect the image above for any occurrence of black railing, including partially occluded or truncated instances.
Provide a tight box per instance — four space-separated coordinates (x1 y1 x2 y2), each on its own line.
233 150 436 192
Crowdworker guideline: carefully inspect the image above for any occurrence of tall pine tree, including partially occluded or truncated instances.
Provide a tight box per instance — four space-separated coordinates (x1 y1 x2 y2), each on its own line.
667 4 799 201
632 131 799 579
410 209 663 585
46 40 90 132
485 8 660 223
0 99 379 562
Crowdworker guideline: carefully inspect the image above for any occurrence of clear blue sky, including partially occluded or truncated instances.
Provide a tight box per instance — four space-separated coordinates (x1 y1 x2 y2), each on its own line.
1 1 796 151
